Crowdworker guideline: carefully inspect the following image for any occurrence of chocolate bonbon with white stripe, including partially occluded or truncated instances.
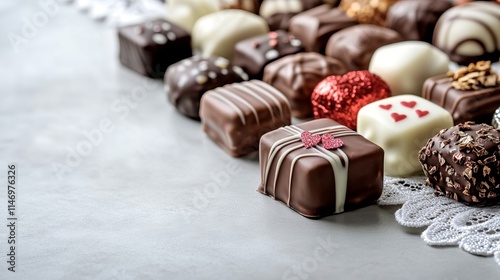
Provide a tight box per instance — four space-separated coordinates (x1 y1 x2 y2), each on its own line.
258 118 384 218
200 80 291 157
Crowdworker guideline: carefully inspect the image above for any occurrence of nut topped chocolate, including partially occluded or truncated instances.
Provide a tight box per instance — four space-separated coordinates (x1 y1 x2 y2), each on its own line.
325 24 403 71
165 56 249 119
419 122 500 206
339 0 399 26
233 31 304 79
423 60 500 125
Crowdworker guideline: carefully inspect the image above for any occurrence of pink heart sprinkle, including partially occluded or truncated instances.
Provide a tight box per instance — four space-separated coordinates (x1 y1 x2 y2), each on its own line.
401 101 417 108
321 134 344 150
416 109 429 118
301 131 321 148
379 104 392 110
391 112 407 122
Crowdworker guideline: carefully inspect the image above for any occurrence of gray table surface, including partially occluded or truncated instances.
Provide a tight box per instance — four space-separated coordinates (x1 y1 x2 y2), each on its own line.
1 1 499 279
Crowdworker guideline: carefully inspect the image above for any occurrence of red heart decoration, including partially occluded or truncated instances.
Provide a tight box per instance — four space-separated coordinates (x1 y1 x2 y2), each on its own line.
401 101 417 108
416 110 429 118
391 113 407 122
379 104 392 110
321 134 344 150
301 131 321 148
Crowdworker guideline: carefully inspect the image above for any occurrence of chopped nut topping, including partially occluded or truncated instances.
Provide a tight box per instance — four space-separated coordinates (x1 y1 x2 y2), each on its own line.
447 61 499 90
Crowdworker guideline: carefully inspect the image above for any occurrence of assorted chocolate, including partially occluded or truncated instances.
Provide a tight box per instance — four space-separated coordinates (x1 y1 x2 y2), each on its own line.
386 0 452 44
419 122 500 206
325 24 403 71
263 52 347 118
369 41 449 95
192 10 269 60
423 61 500 125
118 19 192 78
311 70 391 130
258 118 384 218
200 80 291 156
113 0 500 214
357 95 454 177
232 31 304 79
165 56 249 119
289 5 358 53
433 2 500 65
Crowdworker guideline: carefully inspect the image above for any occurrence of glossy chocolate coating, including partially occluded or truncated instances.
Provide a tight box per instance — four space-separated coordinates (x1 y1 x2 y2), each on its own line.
433 2 500 65
232 31 304 79
218 0 264 13
423 75 500 125
165 56 248 119
325 24 403 71
118 19 192 78
263 52 348 118
289 5 358 53
258 118 384 218
419 122 500 206
200 80 291 157
386 0 452 43
266 12 297 31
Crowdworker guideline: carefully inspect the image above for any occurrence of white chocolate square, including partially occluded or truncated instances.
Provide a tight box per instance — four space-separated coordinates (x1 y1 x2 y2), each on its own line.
166 0 220 34
368 41 449 96
192 10 269 60
357 95 453 177
259 0 304 18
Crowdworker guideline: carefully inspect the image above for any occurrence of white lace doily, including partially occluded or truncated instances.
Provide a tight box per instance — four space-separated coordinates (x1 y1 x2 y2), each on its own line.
379 176 500 266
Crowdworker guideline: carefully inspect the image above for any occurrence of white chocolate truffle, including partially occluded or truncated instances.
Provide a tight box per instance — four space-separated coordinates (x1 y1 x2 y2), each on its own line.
192 10 269 60
357 95 453 177
259 0 304 18
433 2 500 65
166 0 220 33
368 41 449 96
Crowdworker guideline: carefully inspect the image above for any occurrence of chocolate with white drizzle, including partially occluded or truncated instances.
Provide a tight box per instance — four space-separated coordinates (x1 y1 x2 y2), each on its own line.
200 80 291 157
258 118 384 218
419 122 500 206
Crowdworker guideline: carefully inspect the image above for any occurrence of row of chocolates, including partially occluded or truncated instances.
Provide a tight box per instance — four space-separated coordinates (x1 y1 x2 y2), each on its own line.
115 1 500 218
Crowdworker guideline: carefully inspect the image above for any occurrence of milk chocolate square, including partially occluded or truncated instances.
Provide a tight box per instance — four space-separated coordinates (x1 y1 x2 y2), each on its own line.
423 75 500 125
232 31 304 80
289 5 357 53
200 80 291 157
118 19 192 78
258 118 384 218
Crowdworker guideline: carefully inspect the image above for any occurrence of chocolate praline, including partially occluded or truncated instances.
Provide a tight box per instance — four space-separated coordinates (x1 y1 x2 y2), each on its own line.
386 0 452 43
165 56 249 119
419 122 500 206
325 24 403 71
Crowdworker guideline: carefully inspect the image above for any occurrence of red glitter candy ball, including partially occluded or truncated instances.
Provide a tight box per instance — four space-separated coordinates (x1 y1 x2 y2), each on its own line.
311 70 391 130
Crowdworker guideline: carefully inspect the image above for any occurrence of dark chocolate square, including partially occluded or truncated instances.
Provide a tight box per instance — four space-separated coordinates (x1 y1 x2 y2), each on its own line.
232 31 304 80
289 5 358 54
118 19 192 78
258 118 384 218
200 80 292 157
